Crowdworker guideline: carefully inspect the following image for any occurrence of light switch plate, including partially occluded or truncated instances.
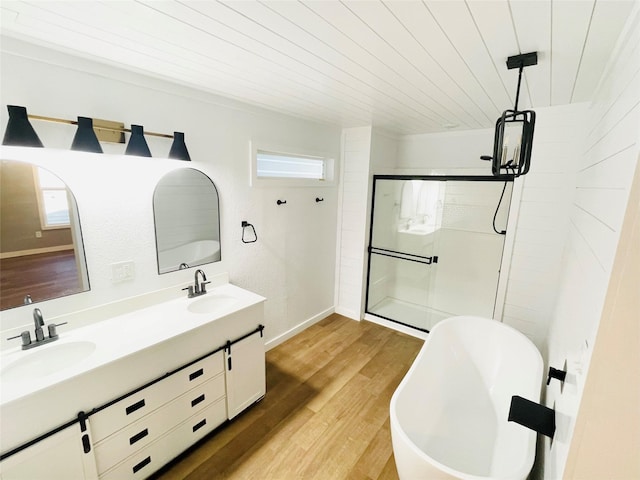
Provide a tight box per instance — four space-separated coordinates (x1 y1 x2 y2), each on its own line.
111 261 135 283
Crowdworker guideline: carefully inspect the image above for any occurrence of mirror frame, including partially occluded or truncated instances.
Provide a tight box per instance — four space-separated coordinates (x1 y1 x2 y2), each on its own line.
152 167 222 275
0 159 90 310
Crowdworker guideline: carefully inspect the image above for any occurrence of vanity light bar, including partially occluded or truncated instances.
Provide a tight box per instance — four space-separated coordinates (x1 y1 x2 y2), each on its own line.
27 114 175 139
3 105 191 160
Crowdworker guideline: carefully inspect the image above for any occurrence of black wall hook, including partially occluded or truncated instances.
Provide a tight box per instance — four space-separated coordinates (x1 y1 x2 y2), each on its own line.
277 199 287 205
315 197 324 203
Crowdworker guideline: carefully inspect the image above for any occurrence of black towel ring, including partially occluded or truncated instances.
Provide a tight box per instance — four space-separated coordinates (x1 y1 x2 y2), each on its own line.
241 221 257 243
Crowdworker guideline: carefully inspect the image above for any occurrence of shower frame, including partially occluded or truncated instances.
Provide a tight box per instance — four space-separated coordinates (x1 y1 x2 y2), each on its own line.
364 174 518 334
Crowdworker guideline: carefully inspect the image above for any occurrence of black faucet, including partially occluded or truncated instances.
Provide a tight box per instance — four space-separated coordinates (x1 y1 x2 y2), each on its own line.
547 366 567 385
508 395 555 439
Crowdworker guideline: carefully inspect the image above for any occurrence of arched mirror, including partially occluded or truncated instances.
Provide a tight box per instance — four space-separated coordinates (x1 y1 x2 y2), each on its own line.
153 168 221 274
0 160 90 310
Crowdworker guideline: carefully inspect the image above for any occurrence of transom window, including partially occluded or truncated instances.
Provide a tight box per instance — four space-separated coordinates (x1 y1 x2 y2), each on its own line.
256 150 325 180
250 142 335 187
34 166 70 228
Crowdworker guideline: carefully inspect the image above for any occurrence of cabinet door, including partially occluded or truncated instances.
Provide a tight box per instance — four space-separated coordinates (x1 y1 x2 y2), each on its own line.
0 423 98 480
225 332 266 419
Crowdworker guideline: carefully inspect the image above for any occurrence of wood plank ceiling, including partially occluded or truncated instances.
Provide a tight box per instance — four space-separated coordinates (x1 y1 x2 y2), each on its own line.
0 0 635 135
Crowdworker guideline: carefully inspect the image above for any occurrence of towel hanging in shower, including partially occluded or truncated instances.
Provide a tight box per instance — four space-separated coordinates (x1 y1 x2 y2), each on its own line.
400 181 416 219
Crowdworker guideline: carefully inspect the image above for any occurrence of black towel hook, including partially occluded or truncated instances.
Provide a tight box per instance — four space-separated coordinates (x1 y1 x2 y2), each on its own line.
277 199 287 205
315 197 324 203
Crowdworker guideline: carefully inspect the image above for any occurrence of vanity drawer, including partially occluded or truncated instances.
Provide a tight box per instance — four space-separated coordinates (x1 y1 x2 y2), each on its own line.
94 372 226 474
99 396 228 480
91 351 224 442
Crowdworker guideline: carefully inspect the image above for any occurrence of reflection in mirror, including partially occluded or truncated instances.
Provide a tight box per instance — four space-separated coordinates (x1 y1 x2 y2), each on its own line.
0 160 90 310
153 168 221 274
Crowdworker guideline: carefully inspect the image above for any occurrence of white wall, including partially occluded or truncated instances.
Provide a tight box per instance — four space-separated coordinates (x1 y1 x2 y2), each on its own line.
502 103 588 348
397 128 493 175
0 37 341 349
334 127 372 319
394 105 588 351
543 9 640 479
564 155 640 479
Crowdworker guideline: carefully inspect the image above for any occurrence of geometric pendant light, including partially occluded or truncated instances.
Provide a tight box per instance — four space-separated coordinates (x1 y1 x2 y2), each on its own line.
2 105 44 147
70 116 103 153
481 52 537 178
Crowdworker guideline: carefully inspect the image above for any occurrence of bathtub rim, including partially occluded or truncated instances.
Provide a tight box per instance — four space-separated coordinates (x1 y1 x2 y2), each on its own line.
390 315 543 480
158 239 221 274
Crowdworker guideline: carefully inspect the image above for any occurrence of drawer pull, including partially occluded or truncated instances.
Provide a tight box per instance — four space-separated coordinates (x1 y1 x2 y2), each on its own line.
132 456 151 474
126 399 146 415
129 428 149 445
193 419 207 432
191 394 206 407
189 368 204 381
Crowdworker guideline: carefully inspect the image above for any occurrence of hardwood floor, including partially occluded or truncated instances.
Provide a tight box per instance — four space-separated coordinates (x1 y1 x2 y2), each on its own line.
152 314 424 480
0 250 83 310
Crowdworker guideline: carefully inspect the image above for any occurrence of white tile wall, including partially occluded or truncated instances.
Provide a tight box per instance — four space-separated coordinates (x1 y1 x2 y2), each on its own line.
501 103 588 349
543 9 640 479
335 127 372 319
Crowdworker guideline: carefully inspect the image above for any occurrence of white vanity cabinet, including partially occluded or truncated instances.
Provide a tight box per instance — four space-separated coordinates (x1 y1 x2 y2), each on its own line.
224 331 266 419
0 422 98 480
1 281 267 480
90 351 227 479
89 325 266 479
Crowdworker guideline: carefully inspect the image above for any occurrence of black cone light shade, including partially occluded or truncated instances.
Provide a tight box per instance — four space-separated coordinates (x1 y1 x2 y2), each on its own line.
2 105 44 147
168 131 191 161
70 116 103 153
125 124 151 157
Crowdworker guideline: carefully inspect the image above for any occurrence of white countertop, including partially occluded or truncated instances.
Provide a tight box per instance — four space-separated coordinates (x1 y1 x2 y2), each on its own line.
0 283 265 408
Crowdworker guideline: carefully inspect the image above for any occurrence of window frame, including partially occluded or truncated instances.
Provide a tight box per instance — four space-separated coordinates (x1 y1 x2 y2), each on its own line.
33 166 71 230
250 141 336 187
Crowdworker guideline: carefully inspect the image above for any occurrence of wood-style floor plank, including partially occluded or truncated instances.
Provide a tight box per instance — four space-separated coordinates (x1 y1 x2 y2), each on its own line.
0 250 83 310
151 314 423 480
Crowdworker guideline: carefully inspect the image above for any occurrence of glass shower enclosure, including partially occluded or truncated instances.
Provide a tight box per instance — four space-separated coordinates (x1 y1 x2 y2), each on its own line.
365 175 514 333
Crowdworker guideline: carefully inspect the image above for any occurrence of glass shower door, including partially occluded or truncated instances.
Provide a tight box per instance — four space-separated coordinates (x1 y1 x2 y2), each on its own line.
365 176 513 332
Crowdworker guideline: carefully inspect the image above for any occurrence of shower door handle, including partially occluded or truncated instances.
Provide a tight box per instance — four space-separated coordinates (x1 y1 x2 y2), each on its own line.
368 246 438 265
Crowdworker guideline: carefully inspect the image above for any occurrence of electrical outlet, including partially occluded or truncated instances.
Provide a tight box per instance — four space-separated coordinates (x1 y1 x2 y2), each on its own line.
111 261 135 283
35 231 42 238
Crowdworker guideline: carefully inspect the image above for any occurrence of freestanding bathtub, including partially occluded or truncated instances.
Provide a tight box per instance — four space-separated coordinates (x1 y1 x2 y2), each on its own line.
158 239 221 273
390 316 543 480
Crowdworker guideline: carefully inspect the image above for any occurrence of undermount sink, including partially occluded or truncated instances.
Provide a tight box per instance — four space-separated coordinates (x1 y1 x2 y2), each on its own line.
1 341 97 382
187 294 239 314
399 224 436 235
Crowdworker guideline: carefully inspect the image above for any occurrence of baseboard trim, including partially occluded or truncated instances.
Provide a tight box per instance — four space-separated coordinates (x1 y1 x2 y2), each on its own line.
0 245 74 259
265 307 335 351
334 306 361 321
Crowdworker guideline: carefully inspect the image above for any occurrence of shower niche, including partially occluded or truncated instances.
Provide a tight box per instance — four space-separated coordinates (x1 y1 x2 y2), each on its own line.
365 175 514 333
